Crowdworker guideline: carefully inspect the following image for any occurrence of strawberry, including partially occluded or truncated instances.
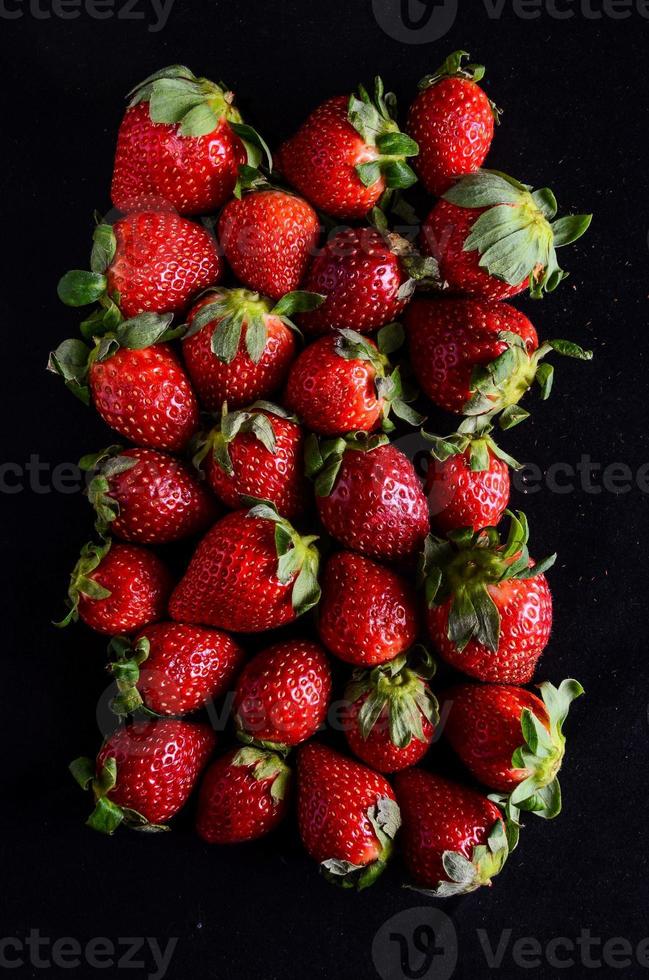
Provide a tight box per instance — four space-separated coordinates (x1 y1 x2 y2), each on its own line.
49 317 200 452
278 78 418 220
317 551 418 667
441 679 583 820
343 651 439 773
81 445 218 544
70 719 215 833
194 402 307 519
394 769 513 896
58 213 223 320
196 747 291 844
284 326 423 436
421 511 555 683
169 504 321 632
106 624 245 717
423 419 521 532
297 743 401 889
407 51 499 198
111 65 267 215
405 298 592 426
306 433 429 561
57 540 172 635
181 287 322 411
218 186 320 301
233 640 332 750
421 171 592 300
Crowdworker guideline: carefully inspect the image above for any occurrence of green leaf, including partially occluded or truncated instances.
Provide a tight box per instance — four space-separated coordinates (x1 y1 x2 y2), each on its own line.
551 214 593 247
376 322 404 355
356 161 382 188
472 586 501 652
117 312 175 350
376 132 418 157
90 224 117 274
178 102 220 137
499 405 530 430
211 311 245 364
230 122 273 172
271 291 325 317
448 590 479 651
292 564 321 616
57 270 106 307
444 172 524 209
383 160 418 190
535 362 554 400
148 77 206 125
244 314 268 364
546 339 593 360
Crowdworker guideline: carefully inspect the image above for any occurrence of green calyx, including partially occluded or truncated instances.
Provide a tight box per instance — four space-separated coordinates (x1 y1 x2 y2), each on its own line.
79 446 139 537
54 539 113 629
232 746 291 801
334 325 425 433
418 50 502 124
444 170 593 299
320 795 401 891
69 755 168 835
184 287 324 365
348 77 419 192
423 417 522 473
415 817 513 898
193 401 295 477
463 331 593 429
127 64 242 136
345 648 439 750
247 502 321 616
304 431 389 498
370 213 443 297
106 635 157 718
420 510 557 654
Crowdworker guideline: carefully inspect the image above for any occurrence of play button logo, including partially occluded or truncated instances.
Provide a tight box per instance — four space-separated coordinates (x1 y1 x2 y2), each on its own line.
372 0 459 43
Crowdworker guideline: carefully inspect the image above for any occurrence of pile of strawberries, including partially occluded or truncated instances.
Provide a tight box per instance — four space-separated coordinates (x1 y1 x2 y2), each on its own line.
50 52 592 895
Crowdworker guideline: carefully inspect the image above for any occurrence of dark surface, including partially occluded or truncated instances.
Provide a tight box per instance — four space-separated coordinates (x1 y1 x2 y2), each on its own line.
2 2 648 978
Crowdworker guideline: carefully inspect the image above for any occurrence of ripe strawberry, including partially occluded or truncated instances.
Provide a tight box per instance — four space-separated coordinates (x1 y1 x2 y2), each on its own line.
421 171 592 300
407 51 499 198
169 504 320 632
394 769 512 896
278 78 418 220
343 651 439 773
233 640 332 749
317 551 418 667
422 511 555 683
57 540 172 635
111 65 264 215
196 747 291 844
441 679 583 820
194 402 307 519
307 433 429 561
106 624 245 717
81 445 218 544
181 287 322 411
58 213 223 320
285 326 423 436
405 299 592 425
218 187 320 301
70 719 215 833
297 743 401 889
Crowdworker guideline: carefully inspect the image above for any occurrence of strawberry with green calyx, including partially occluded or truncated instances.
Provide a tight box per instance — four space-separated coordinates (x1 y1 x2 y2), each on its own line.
193 401 307 519
196 747 291 844
421 511 555 683
70 719 215 834
278 78 419 220
343 648 439 773
297 743 402 890
422 170 592 300
285 324 425 436
442 679 584 823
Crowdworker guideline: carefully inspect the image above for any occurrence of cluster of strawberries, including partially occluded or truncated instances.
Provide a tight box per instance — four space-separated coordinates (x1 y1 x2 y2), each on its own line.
51 53 591 895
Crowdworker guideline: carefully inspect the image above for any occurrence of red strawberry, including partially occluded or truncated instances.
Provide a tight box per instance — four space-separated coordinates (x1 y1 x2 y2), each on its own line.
58 213 223 320
181 287 322 411
111 65 252 215
194 402 307 519
169 504 320 632
317 551 418 667
422 512 555 683
407 51 499 198
405 299 592 424
218 187 320 301
297 743 401 889
81 446 218 544
421 171 592 300
233 640 332 749
57 540 172 635
106 624 245 717
307 434 429 562
196 747 291 844
278 79 418 220
394 769 512 896
343 652 438 773
285 326 423 436
441 679 583 819
70 719 215 833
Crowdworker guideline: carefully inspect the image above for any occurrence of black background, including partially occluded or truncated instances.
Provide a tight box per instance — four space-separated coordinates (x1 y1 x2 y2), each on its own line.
2 1 648 978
